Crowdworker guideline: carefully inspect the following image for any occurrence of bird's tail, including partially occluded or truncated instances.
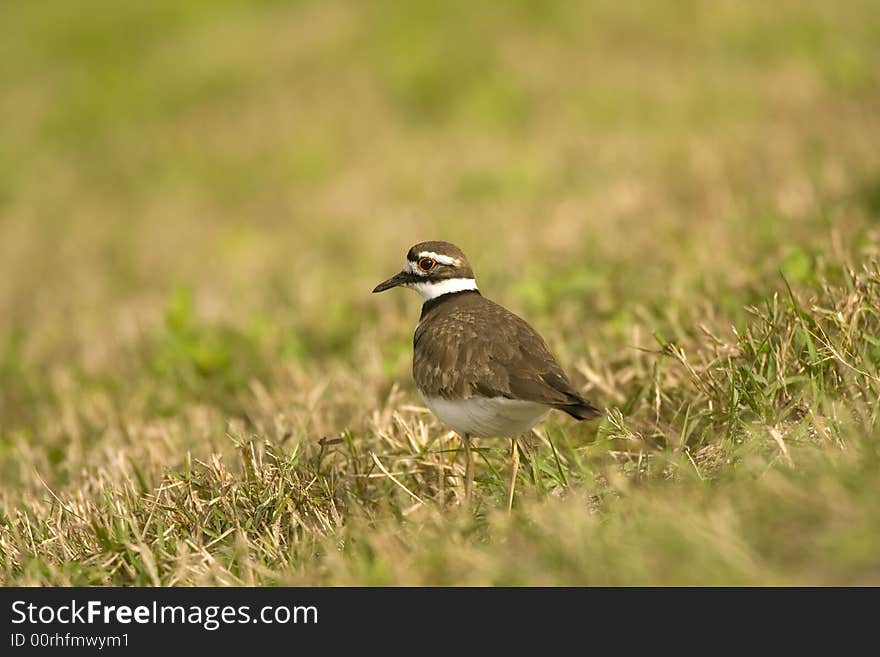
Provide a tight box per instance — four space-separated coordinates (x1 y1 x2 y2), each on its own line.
554 397 602 421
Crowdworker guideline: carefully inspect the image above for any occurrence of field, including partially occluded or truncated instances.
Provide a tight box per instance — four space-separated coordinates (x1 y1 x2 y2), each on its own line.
1 0 879 585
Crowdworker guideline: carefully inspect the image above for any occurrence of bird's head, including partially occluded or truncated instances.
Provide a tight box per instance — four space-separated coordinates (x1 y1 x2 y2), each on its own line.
372 241 478 300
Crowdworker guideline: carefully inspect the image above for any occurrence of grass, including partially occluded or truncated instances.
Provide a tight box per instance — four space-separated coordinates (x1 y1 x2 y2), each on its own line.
1 0 879 585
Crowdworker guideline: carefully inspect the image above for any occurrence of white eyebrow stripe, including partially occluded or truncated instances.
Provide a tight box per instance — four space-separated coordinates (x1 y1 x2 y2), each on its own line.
417 251 457 266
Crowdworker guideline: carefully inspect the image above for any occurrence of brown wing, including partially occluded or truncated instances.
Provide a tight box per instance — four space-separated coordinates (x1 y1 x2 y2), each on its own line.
413 295 600 419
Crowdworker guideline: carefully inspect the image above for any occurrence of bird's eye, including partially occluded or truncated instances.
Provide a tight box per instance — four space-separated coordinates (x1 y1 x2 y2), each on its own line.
418 257 436 272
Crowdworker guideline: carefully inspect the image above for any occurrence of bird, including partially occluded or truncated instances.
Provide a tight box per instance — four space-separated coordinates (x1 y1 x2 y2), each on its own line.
373 241 601 510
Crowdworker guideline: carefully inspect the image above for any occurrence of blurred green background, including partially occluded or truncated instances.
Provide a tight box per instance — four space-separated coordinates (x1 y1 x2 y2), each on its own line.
2 0 879 474
1 0 879 584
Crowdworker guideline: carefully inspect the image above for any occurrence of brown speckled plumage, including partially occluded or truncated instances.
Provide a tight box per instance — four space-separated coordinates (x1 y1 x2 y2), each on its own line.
413 289 599 420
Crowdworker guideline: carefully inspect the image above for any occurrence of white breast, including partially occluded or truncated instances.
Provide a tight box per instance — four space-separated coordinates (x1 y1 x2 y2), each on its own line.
419 393 550 438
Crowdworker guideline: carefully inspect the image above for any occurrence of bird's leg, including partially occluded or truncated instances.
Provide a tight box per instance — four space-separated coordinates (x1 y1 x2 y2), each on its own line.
460 433 474 503
506 437 520 513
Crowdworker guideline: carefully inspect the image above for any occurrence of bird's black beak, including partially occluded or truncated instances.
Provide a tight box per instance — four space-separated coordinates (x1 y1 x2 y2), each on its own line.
372 271 412 293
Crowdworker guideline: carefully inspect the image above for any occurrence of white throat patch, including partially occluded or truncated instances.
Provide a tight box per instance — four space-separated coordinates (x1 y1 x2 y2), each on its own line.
411 277 478 300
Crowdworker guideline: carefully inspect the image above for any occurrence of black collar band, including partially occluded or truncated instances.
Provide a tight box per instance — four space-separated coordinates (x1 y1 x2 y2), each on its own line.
420 289 482 320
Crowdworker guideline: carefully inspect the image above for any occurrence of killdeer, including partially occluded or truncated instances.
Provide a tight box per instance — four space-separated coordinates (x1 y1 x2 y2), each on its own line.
373 241 601 510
